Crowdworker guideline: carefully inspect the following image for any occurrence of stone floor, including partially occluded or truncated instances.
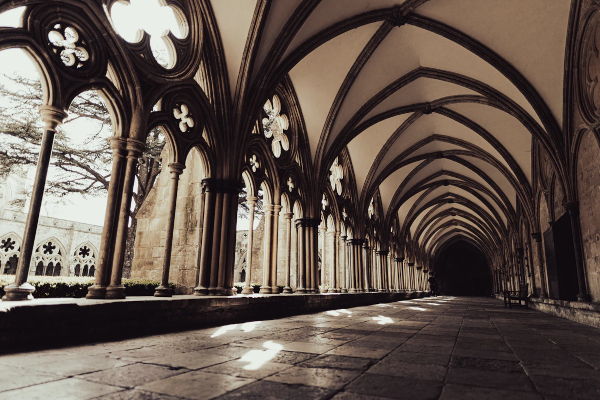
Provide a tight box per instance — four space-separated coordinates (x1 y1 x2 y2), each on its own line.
1 297 600 400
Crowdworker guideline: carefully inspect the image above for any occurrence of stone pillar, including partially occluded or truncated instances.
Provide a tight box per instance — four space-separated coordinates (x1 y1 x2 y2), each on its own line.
283 212 294 294
154 163 185 297
308 221 316 292
320 224 327 293
356 240 364 292
361 241 371 292
398 257 405 291
260 204 274 294
106 139 145 299
296 219 306 293
270 204 282 293
218 182 235 295
348 240 356 293
328 230 339 293
241 197 258 294
3 106 67 301
340 235 347 293
194 179 216 295
564 202 591 302
516 247 526 290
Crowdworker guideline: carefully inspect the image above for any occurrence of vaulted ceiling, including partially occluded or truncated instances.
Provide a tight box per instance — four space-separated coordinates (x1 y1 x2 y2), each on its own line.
210 0 571 266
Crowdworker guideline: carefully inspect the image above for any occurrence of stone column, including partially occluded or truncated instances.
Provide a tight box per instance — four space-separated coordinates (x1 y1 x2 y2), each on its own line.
194 179 216 295
356 240 364 292
307 222 315 292
154 163 185 297
241 197 258 294
328 231 339 293
348 240 356 293
283 212 294 293
340 235 348 293
295 219 306 293
564 202 591 301
260 204 274 294
398 258 405 291
270 204 282 293
320 224 327 293
361 241 371 292
106 139 145 299
516 247 526 290
3 106 67 301
218 182 235 296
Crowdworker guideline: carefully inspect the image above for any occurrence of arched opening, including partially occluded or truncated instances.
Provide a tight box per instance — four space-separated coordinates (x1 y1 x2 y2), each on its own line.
4 254 18 275
75 264 81 277
435 241 491 296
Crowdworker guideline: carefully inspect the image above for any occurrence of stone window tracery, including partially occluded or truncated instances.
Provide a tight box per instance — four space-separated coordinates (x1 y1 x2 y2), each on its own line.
249 154 260 172
173 104 194 132
262 95 290 158
48 25 89 68
322 194 328 210
368 198 375 219
33 239 63 276
329 157 343 195
287 177 294 192
0 234 20 275
110 0 189 68
71 243 96 277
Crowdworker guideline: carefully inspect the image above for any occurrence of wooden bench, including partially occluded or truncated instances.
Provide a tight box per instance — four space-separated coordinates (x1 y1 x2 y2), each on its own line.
504 284 529 309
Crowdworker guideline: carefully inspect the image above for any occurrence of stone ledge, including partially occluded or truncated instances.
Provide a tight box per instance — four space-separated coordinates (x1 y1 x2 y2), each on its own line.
529 297 600 329
0 291 428 351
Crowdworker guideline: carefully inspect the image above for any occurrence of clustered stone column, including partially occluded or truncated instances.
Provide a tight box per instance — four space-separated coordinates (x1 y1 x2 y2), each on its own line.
564 202 591 302
328 230 339 293
3 106 68 301
295 219 307 293
340 234 348 293
193 179 241 296
154 163 185 297
320 224 327 293
283 212 294 294
241 197 258 295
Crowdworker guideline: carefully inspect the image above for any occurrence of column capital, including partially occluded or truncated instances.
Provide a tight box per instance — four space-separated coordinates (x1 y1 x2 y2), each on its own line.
218 179 243 194
531 232 542 242
283 212 294 219
272 204 282 213
564 201 579 216
246 196 258 206
379 250 389 256
168 162 185 175
39 105 68 131
126 138 146 157
108 136 128 152
416 266 422 270
408 262 415 267
395 257 404 262
201 178 218 192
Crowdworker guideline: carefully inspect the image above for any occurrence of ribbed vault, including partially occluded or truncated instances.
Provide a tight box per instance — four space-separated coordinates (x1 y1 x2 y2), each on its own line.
207 0 572 278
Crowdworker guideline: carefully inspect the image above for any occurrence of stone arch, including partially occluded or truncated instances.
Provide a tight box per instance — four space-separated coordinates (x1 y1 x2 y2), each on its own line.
0 232 22 275
70 241 98 277
33 237 67 277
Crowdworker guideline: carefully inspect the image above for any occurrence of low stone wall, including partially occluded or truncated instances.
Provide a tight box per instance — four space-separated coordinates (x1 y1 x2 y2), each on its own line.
0 291 428 351
529 297 600 329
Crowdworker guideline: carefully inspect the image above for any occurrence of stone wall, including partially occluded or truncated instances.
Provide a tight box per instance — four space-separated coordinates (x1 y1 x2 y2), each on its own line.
577 130 600 302
131 149 204 293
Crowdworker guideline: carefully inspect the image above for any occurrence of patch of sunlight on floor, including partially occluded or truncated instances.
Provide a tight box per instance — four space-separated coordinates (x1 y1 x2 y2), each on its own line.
238 341 283 370
327 310 341 316
211 321 262 337
408 307 428 311
424 303 441 306
373 315 394 325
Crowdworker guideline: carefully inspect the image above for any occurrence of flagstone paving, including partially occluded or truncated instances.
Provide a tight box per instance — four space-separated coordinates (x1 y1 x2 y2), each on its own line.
1 296 600 399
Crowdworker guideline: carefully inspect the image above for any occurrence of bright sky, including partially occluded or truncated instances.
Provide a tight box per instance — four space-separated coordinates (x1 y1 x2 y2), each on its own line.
0 5 256 231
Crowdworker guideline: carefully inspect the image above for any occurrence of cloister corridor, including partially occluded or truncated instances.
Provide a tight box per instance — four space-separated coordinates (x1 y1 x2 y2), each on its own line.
1 297 599 400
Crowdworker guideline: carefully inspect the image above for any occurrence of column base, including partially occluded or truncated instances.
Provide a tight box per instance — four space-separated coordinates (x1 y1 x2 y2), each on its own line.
219 287 236 296
271 286 280 294
341 288 348 293
539 291 547 299
295 288 307 293
377 289 385 292
348 288 358 293
241 287 254 295
154 286 172 297
105 285 126 299
283 286 293 294
327 288 338 293
86 284 106 299
320 289 328 293
2 282 35 301
259 286 272 294
208 287 220 295
193 286 209 296
578 293 591 302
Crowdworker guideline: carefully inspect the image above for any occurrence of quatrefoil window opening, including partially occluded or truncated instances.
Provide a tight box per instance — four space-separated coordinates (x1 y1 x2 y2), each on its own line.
173 104 194 133
262 95 290 158
329 157 344 195
1 238 15 252
110 0 189 69
48 25 89 68
249 154 260 173
287 177 294 192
